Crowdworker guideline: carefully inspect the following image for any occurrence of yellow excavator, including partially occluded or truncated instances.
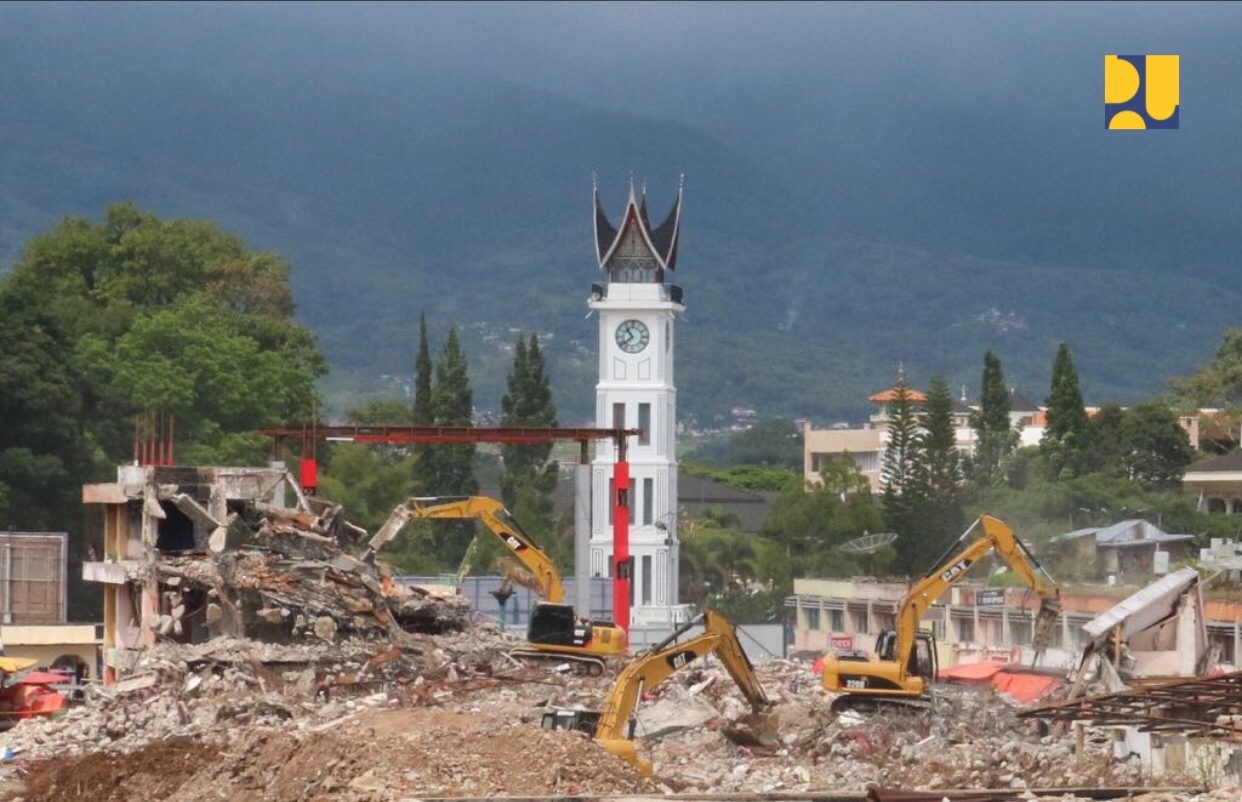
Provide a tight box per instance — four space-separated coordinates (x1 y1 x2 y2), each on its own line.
820 514 1061 713
360 495 627 674
541 609 773 777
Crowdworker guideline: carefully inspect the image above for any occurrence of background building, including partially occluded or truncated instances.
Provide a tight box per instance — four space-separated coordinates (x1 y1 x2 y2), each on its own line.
0 531 100 675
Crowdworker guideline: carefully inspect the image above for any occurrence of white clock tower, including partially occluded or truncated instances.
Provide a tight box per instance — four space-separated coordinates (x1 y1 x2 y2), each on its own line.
587 177 688 640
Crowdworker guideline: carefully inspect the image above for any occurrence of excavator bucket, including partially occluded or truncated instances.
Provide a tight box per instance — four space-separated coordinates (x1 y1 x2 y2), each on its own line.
597 737 651 777
1032 596 1061 653
722 708 781 749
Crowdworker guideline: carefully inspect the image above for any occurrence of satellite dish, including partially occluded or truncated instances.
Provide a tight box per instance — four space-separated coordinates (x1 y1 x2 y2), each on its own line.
840 532 898 555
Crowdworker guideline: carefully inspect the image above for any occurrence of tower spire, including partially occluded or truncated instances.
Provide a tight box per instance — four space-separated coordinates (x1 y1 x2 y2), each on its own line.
592 176 684 275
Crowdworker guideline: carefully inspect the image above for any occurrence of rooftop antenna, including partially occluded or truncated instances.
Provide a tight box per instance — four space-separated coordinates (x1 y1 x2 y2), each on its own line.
840 531 899 577
840 531 899 555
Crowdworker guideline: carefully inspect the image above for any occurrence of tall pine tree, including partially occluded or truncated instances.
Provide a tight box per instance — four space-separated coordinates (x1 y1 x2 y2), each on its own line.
414 326 478 567
970 350 1015 487
425 326 477 496
499 333 560 560
413 312 434 425
911 375 966 574
880 374 929 574
500 334 557 493
918 375 963 503
410 311 436 493
1041 342 1092 479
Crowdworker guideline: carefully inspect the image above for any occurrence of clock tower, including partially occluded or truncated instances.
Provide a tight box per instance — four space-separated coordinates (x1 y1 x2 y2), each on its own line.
588 177 688 639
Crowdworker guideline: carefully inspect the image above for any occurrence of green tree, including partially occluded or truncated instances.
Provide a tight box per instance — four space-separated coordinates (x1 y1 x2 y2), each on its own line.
761 455 886 585
1042 343 1092 480
424 326 477 496
907 375 967 574
0 202 325 618
690 419 804 470
679 518 779 611
409 311 436 493
397 327 479 571
413 312 434 425
1118 402 1194 490
881 377 922 502
7 202 325 466
83 294 319 464
497 333 560 570
1169 328 1242 406
880 376 928 572
0 287 93 534
500 334 558 505
970 350 1016 487
918 375 963 503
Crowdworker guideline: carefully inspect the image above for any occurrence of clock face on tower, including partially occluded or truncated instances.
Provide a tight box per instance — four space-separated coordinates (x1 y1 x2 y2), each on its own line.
615 319 650 354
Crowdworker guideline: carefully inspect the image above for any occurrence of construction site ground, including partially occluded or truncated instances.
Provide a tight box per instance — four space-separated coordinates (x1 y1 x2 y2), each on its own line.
0 625 1236 802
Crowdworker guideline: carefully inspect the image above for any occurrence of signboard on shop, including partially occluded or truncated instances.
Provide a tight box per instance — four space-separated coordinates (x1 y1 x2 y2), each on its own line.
976 588 1007 607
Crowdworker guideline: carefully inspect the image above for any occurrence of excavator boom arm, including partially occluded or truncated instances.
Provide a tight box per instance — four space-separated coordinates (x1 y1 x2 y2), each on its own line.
594 610 769 743
363 496 564 603
895 515 1060 665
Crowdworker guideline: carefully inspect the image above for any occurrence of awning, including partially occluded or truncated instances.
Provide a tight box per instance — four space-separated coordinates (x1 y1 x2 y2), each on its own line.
0 657 37 674
939 660 1062 705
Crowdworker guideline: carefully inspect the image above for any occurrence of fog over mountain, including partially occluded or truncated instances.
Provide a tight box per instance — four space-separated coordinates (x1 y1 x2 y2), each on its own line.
1 2 1238 423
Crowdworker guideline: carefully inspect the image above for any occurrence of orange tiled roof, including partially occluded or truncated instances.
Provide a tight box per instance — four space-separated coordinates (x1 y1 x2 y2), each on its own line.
868 387 927 403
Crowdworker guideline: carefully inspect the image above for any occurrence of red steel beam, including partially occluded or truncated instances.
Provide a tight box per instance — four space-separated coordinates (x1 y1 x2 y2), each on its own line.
260 422 642 633
259 425 640 445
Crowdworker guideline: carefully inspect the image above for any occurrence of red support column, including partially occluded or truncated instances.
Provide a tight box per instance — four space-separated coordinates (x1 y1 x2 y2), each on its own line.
613 458 630 634
299 458 318 496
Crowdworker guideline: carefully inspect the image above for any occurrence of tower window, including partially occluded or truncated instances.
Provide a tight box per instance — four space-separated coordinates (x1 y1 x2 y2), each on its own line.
638 403 651 446
643 478 654 525
641 555 653 605
612 402 625 429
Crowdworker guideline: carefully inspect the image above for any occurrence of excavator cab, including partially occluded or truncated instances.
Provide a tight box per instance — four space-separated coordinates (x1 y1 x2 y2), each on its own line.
528 603 586 647
528 603 623 649
910 631 936 683
541 708 601 735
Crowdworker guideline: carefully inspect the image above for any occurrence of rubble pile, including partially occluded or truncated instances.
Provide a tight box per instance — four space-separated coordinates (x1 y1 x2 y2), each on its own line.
1 495 1226 801
634 666 1148 794
0 629 1230 802
2 637 430 758
144 500 472 647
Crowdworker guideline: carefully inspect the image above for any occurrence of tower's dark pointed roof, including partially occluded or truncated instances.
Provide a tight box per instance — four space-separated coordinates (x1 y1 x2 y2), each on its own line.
593 177 683 272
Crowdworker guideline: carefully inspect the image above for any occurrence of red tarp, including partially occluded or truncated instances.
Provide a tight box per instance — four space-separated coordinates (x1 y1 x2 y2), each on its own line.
938 660 1062 705
13 671 72 686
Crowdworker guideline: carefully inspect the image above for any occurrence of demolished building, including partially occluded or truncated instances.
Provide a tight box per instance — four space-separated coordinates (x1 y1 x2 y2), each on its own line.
1023 567 1242 782
81 464 470 684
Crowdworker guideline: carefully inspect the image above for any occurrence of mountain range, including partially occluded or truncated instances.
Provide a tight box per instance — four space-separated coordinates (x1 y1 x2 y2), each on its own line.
1 2 1238 426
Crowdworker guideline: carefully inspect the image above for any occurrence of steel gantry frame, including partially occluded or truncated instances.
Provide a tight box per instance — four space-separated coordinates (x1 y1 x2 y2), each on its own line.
259 424 642 635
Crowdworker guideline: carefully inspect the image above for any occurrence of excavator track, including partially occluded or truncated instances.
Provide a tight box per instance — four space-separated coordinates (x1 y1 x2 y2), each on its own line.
508 647 607 676
829 693 931 716
830 689 960 718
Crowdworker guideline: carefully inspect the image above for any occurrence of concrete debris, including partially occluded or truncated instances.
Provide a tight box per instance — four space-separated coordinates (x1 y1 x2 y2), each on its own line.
7 489 1225 801
0 625 1227 801
143 500 471 646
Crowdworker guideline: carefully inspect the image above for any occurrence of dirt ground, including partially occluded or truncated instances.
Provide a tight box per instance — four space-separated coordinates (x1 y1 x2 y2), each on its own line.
16 708 658 802
22 738 224 802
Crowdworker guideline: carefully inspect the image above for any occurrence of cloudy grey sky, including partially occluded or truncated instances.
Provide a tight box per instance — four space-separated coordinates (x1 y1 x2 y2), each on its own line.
5 1 1238 275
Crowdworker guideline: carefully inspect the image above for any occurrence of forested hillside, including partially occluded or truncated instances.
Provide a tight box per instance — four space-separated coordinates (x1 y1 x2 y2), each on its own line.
1 4 1238 424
